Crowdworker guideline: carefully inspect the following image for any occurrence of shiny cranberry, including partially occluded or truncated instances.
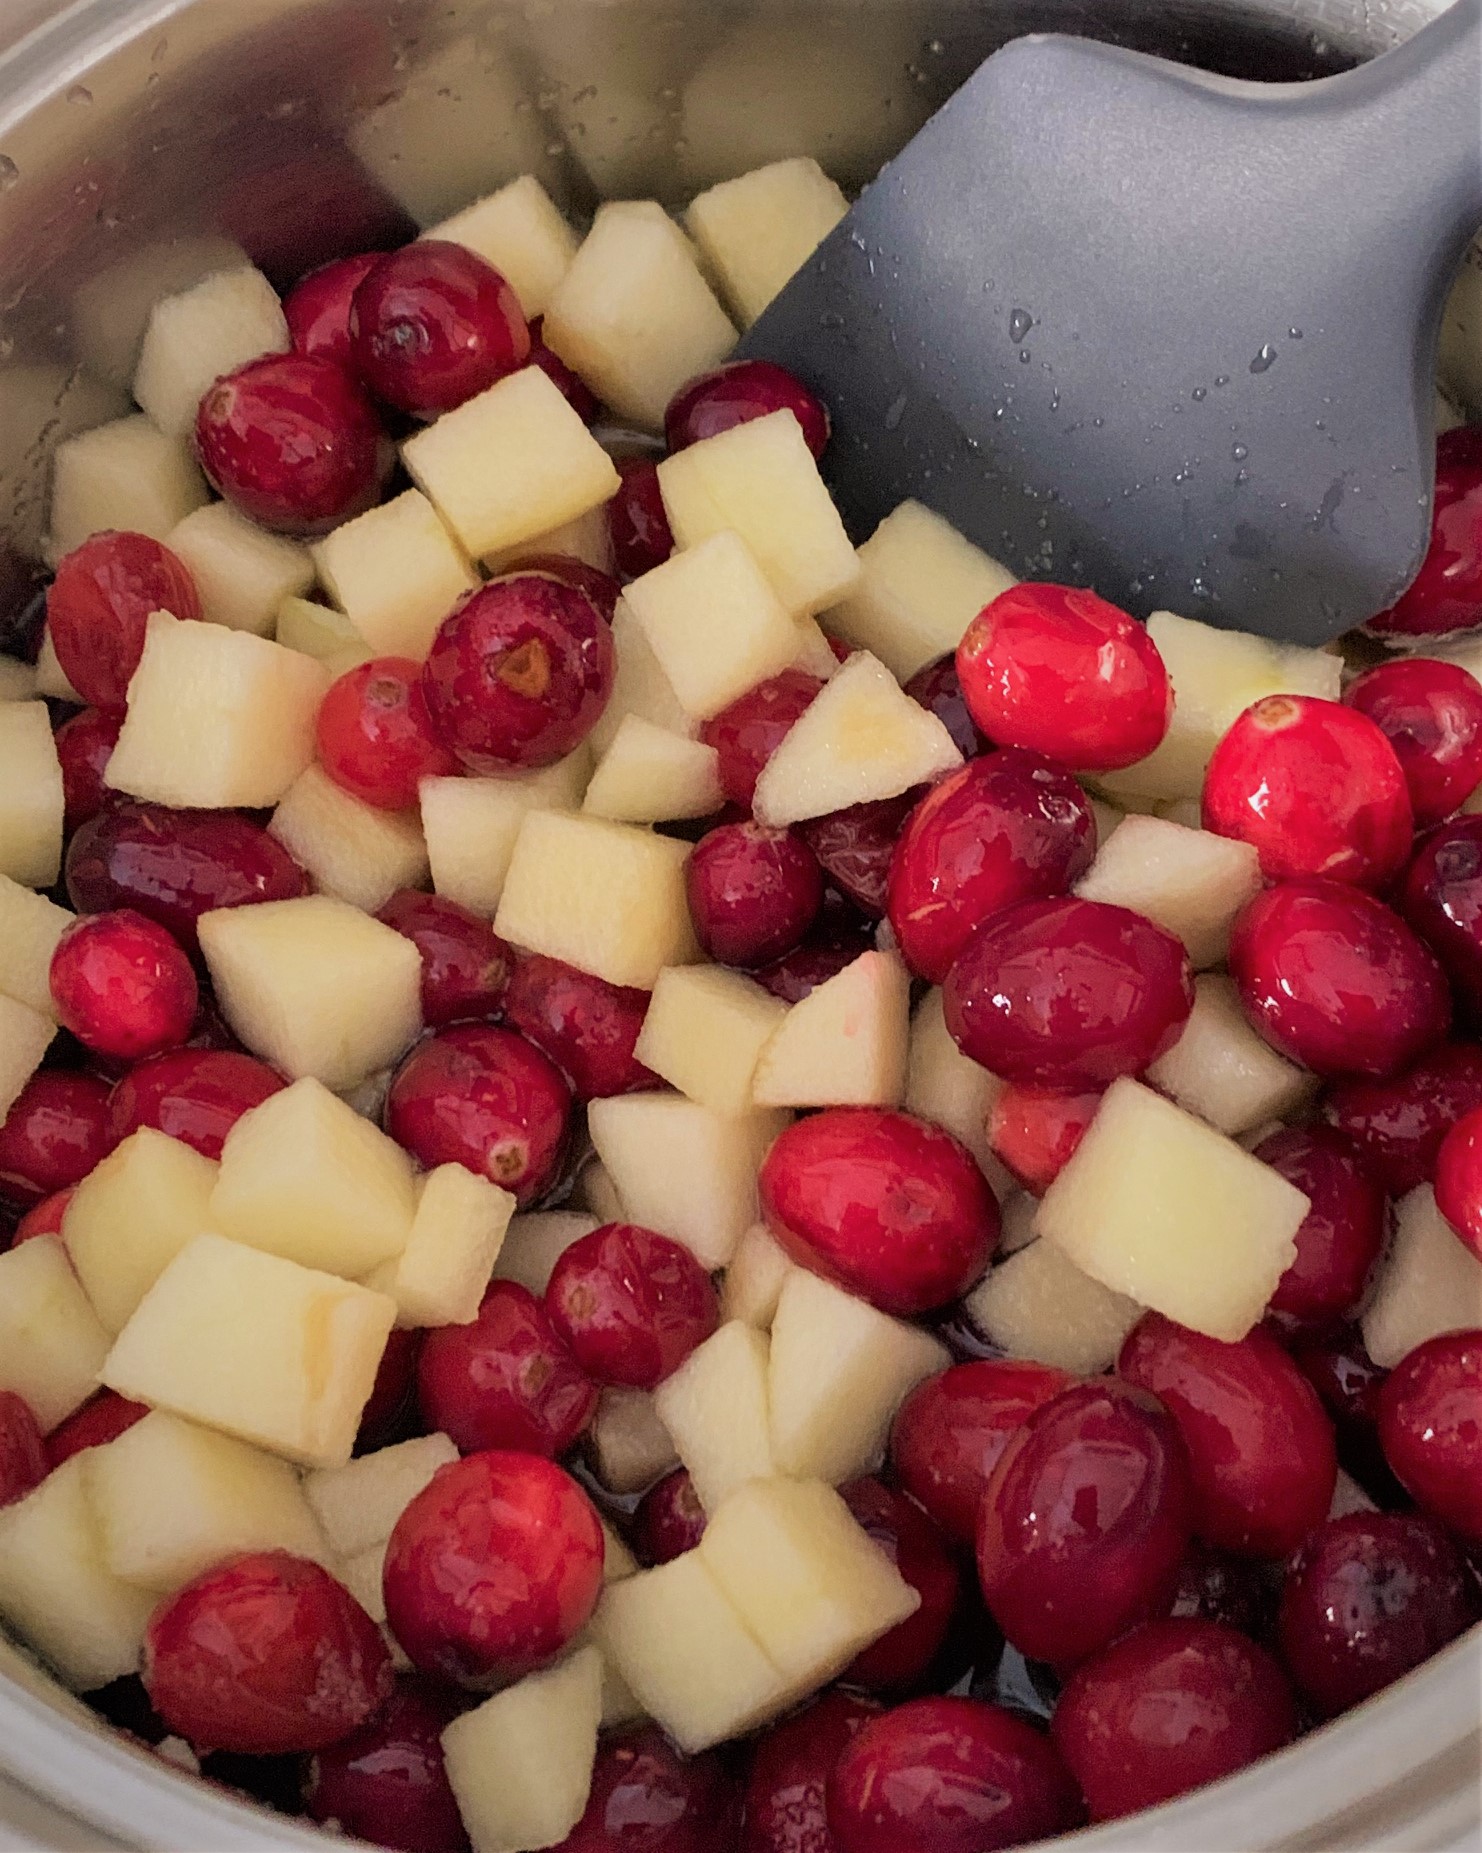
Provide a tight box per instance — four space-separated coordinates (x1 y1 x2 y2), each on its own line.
0 1071 114 1206
527 317 599 422
799 791 920 917
1254 1126 1387 1333
1367 427 1482 637
65 799 309 953
752 916 876 1003
699 670 823 808
386 1024 571 1204
0 1392 46 1508
305 1676 467 1853
887 751 1095 985
1345 657 1482 827
1377 1330 1482 1542
142 1551 392 1753
1230 881 1450 1079
316 656 458 810
1400 815 1482 1019
1052 1618 1297 1821
46 530 201 710
49 909 198 1063
502 953 655 1100
546 1223 719 1390
564 1725 741 1853
1202 694 1412 888
11 1187 72 1243
841 1478 962 1692
987 1083 1102 1194
687 821 823 967
383 1450 604 1687
827 1696 1080 1853
418 1280 597 1457
106 1046 284 1160
376 890 511 1027
742 1692 881 1853
44 1391 147 1468
904 654 990 760
956 583 1171 772
760 1107 999 1316
634 1468 707 1565
977 1379 1193 1666
195 352 388 536
513 552 621 624
358 1327 424 1453
284 252 381 369
55 707 123 832
1435 1106 1482 1261
1167 1543 1279 1640
606 457 674 579
665 360 830 460
1292 1324 1389 1430
1323 1041 1482 1194
1278 1511 1479 1715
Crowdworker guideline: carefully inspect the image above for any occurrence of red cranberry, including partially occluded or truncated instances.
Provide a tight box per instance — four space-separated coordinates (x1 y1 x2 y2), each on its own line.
65 799 309 953
841 1478 962 1692
742 1692 882 1853
305 1677 468 1853
606 457 674 580
987 1083 1102 1194
1367 427 1482 637
513 552 621 624
1434 1107 1482 1261
376 890 512 1028
1292 1324 1389 1431
1254 1126 1388 1333
976 1379 1193 1667
284 252 381 369
1052 1618 1298 1821
1377 1330 1482 1542
1167 1543 1279 1640
665 360 830 460
418 1280 597 1458
1229 881 1451 1079
55 707 123 832
634 1468 707 1566
904 653 989 760
0 1071 114 1207
945 895 1192 1088
752 915 877 1004
1345 656 1482 827
564 1725 741 1853
527 317 599 422
46 530 201 711
107 1047 284 1160
11 1187 73 1243
0 1392 46 1508
316 656 458 810
799 790 921 918
1277 1511 1479 1715
382 1450 604 1687
195 352 389 536
699 670 823 809
422 575 614 774
502 954 655 1100
686 821 823 967
44 1391 148 1468
1401 815 1482 1020
760 1107 1000 1316
956 583 1171 772
827 1696 1080 1853
887 751 1095 985
1202 694 1412 888
49 909 198 1063
1323 1041 1482 1194
386 1024 571 1205
545 1223 719 1390
351 241 530 419
358 1327 424 1453
142 1551 392 1753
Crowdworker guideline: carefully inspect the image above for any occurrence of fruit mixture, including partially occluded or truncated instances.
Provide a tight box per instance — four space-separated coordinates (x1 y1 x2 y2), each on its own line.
0 153 1479 1853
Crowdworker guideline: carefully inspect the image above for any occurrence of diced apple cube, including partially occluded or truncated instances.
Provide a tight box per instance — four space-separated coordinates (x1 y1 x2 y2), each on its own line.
1363 1185 1482 1367
0 702 63 888
487 505 615 577
0 1236 111 1432
0 995 55 1121
963 1239 1143 1376
1036 1078 1309 1342
753 951 910 1109
403 366 620 561
653 1322 774 1512
1329 1468 1379 1520
424 175 579 319
602 1519 639 1585
0 657 37 702
132 266 290 437
999 1189 1041 1255
791 616 844 681
1074 815 1262 970
583 717 722 825
269 765 429 915
368 1164 514 1328
276 595 371 668
48 414 209 558
767 1269 948 1484
33 628 81 702
166 500 314 636
587 1387 679 1495
574 1159 624 1224
721 1223 796 1330
69 233 251 388
1158 797 1204 829
588 1093 788 1268
1146 974 1318 1138
1091 798 1126 846
199 895 423 1092
657 409 858 617
589 602 697 756
0 875 71 1016
493 1211 600 1296
101 1233 397 1469
304 1432 460 1559
684 157 849 326
753 652 961 828
634 966 785 1116
336 1538 402 1646
311 489 479 661
421 755 589 919
904 987 1011 1191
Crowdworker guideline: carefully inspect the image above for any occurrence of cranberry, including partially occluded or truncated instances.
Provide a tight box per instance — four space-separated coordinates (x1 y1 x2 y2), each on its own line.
49 909 198 1063
887 751 1095 985
1292 1324 1389 1430
0 1071 114 1206
903 655 988 760
1052 1618 1297 1822
512 552 621 624
1229 881 1451 1079
827 1696 1080 1853
945 895 1192 1088
760 1107 999 1316
1254 1126 1388 1333
375 890 511 1028
284 252 381 369
841 1478 962 1692
358 1327 424 1454
195 352 388 536
55 707 123 832
606 457 674 579
418 1280 597 1458
799 790 920 918
1377 1329 1482 1542
977 1379 1193 1667
306 1676 467 1852
546 1223 719 1390
106 1046 284 1160
699 670 823 808
11 1187 73 1243
1202 695 1412 888
742 1692 881 1853
527 317 599 422
686 821 823 967
1323 1041 1482 1194
1367 427 1482 637
564 1725 741 1853
502 953 655 1100
1167 1543 1279 1640
316 656 458 810
634 1468 707 1565
1435 1106 1482 1261
65 799 309 953
386 1023 571 1204
383 1450 604 1687
1401 815 1482 1020
1345 656 1482 827
142 1551 392 1753
44 1391 148 1468
956 583 1171 772
752 917 877 1003
665 360 830 460
422 575 614 774
1277 1511 1479 1715
987 1083 1102 1194
0 1392 46 1509
46 530 201 711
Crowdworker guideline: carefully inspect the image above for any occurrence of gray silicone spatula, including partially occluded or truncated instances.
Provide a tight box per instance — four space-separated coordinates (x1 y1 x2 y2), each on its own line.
739 0 1482 645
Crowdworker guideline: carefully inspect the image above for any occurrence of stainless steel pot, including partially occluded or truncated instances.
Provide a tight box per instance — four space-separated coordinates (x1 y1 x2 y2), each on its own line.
0 1 1477 1847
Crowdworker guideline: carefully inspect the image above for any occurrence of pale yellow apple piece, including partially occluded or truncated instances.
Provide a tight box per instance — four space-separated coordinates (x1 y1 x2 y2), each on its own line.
70 233 250 388
1091 798 1126 845
420 754 589 919
132 265 289 437
32 628 80 701
964 1240 1143 1376
587 1387 679 1496
304 1432 459 1559
0 875 71 1016
1146 974 1318 1138
634 965 785 1116
1363 1185 1482 1367
721 1223 796 1330
311 489 479 660
487 504 615 577
589 602 697 755
904 988 1012 1192
276 595 371 667
48 414 209 557
752 950 910 1109
654 1322 774 1513
269 765 429 915
0 657 37 701
791 616 844 680
0 702 63 888
424 175 579 319
685 157 848 326
574 1160 623 1224
1074 815 1262 971
998 1189 1042 1255
493 1211 600 1297
166 500 314 636
368 1165 515 1329
0 1237 111 1432
583 717 722 825
0 995 55 1122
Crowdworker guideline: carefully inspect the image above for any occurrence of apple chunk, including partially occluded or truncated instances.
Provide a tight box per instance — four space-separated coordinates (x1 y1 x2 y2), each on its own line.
132 264 290 437
1362 1185 1482 1367
963 1239 1143 1376
420 754 588 919
1074 814 1262 970
311 489 478 661
0 877 70 1017
653 1322 774 1513
304 1432 460 1560
269 765 429 915
721 1223 796 1330
903 988 1010 1190
633 965 785 1116
1145 974 1317 1138
0 995 55 1122
493 1211 600 1297
424 174 579 319
582 716 722 825
48 414 209 559
586 1387 679 1496
0 701 64 888
684 157 849 326
0 1236 111 1432
367 1164 515 1329
752 950 910 1109
166 500 314 637
590 602 697 756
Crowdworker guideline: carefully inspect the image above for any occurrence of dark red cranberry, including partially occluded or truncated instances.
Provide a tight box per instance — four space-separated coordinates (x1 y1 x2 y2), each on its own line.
1377 1330 1482 1542
665 360 830 460
55 708 123 832
1323 1041 1482 1194
1167 1543 1279 1640
357 1327 424 1454
10 1187 72 1243
1435 1107 1482 1259
0 1392 46 1508
1052 1618 1298 1821
1345 656 1482 827
316 656 458 809
0 1071 114 1207
513 551 621 624
956 583 1171 772
699 670 823 809
1401 815 1482 1021
1292 1324 1390 1431
799 790 921 918
1229 881 1451 1079
418 1280 597 1458
760 1107 1000 1316
49 909 198 1063
284 252 381 369
887 751 1096 984
1202 694 1413 888
545 1223 719 1390
686 821 823 967
502 954 655 1100
527 317 599 422
142 1551 392 1753
1254 1126 1388 1334
46 530 200 711
841 1478 962 1692
634 1468 707 1566
44 1391 148 1468
904 653 990 760
1367 427 1482 637
742 1692 881 1853
563 1725 741 1853
106 1047 284 1160
752 916 876 1004
305 1677 468 1853
195 352 389 536
376 890 512 1028
987 1083 1102 1194
386 1024 571 1205
606 457 674 580
382 1450 604 1687
1277 1511 1479 1715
